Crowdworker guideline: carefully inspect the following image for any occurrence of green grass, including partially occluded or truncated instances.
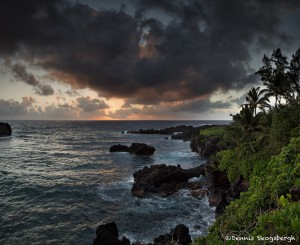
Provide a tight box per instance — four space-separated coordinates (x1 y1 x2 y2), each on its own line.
200 126 226 137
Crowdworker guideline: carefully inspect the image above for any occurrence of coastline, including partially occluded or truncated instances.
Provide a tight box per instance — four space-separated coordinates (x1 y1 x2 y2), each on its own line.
0 120 220 244
94 123 233 244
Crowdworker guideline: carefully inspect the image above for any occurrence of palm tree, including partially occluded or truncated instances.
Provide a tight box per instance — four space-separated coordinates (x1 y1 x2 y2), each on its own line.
242 87 270 115
231 105 262 153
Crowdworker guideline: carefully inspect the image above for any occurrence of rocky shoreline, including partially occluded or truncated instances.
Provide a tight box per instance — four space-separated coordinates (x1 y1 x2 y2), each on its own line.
93 222 192 245
128 124 222 141
98 124 248 244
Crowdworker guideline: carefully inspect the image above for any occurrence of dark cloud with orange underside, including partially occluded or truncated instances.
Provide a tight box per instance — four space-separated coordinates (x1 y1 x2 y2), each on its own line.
1 0 300 107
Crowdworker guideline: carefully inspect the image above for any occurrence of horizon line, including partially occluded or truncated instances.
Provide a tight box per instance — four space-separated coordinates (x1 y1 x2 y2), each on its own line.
1 119 232 122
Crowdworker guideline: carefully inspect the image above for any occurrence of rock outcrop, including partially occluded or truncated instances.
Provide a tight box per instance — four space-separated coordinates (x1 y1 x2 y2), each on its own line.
0 122 12 137
93 222 130 245
190 135 222 158
131 164 205 197
110 143 155 155
94 222 192 245
128 125 221 141
128 125 213 141
152 224 191 245
128 125 196 135
203 160 249 215
110 144 130 152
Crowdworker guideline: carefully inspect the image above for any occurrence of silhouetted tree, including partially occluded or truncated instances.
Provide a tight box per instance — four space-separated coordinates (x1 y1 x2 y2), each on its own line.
288 47 300 99
255 48 290 107
243 87 270 115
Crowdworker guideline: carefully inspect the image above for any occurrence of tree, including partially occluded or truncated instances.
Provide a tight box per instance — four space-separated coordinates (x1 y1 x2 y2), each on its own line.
231 105 262 153
255 49 290 107
243 87 270 115
288 48 300 99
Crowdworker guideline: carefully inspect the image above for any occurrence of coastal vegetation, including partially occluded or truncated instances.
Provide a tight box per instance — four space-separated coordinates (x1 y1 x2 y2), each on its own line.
198 126 226 137
193 48 300 244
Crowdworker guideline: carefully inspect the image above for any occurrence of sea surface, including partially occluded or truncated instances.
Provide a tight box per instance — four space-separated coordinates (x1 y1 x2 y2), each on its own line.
0 120 229 244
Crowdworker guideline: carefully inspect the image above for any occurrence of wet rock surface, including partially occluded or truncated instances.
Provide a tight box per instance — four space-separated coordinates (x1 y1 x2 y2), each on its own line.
0 122 12 137
94 222 192 245
110 143 155 155
190 135 222 158
152 224 192 245
108 122 249 242
205 161 249 215
93 222 130 245
131 164 206 197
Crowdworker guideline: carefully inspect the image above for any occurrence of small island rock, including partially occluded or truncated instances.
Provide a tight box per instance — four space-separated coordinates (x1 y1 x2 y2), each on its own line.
0 122 12 137
110 143 155 155
93 222 130 245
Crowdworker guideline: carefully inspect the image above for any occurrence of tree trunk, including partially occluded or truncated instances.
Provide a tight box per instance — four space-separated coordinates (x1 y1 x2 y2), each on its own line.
248 134 255 153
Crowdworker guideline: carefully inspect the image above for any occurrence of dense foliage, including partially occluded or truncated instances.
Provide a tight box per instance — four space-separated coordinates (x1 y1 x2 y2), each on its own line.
193 48 300 244
199 126 226 137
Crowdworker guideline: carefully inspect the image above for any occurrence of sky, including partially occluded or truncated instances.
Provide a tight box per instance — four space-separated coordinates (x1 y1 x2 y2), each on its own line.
0 0 300 120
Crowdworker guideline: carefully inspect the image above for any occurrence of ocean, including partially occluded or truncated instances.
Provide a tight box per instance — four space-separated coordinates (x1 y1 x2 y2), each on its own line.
0 120 228 244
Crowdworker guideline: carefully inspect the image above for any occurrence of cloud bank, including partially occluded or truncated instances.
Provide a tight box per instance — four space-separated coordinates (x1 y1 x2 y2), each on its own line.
0 0 299 118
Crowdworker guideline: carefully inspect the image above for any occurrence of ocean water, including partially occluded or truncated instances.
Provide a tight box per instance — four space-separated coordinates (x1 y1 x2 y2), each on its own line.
0 120 228 244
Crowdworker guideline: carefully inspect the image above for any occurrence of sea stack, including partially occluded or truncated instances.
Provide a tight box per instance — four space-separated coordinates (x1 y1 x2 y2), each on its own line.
0 122 12 137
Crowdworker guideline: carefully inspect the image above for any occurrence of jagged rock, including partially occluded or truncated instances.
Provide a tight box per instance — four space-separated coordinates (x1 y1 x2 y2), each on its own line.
94 223 192 245
190 135 221 158
110 144 130 152
130 143 155 155
153 224 191 245
204 159 231 214
0 122 12 137
131 164 205 197
110 143 155 155
93 222 130 245
191 189 209 198
200 159 250 215
205 161 230 189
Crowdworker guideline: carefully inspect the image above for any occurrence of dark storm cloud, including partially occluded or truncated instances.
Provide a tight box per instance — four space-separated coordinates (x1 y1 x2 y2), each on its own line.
11 64 54 96
1 0 300 109
12 64 39 86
